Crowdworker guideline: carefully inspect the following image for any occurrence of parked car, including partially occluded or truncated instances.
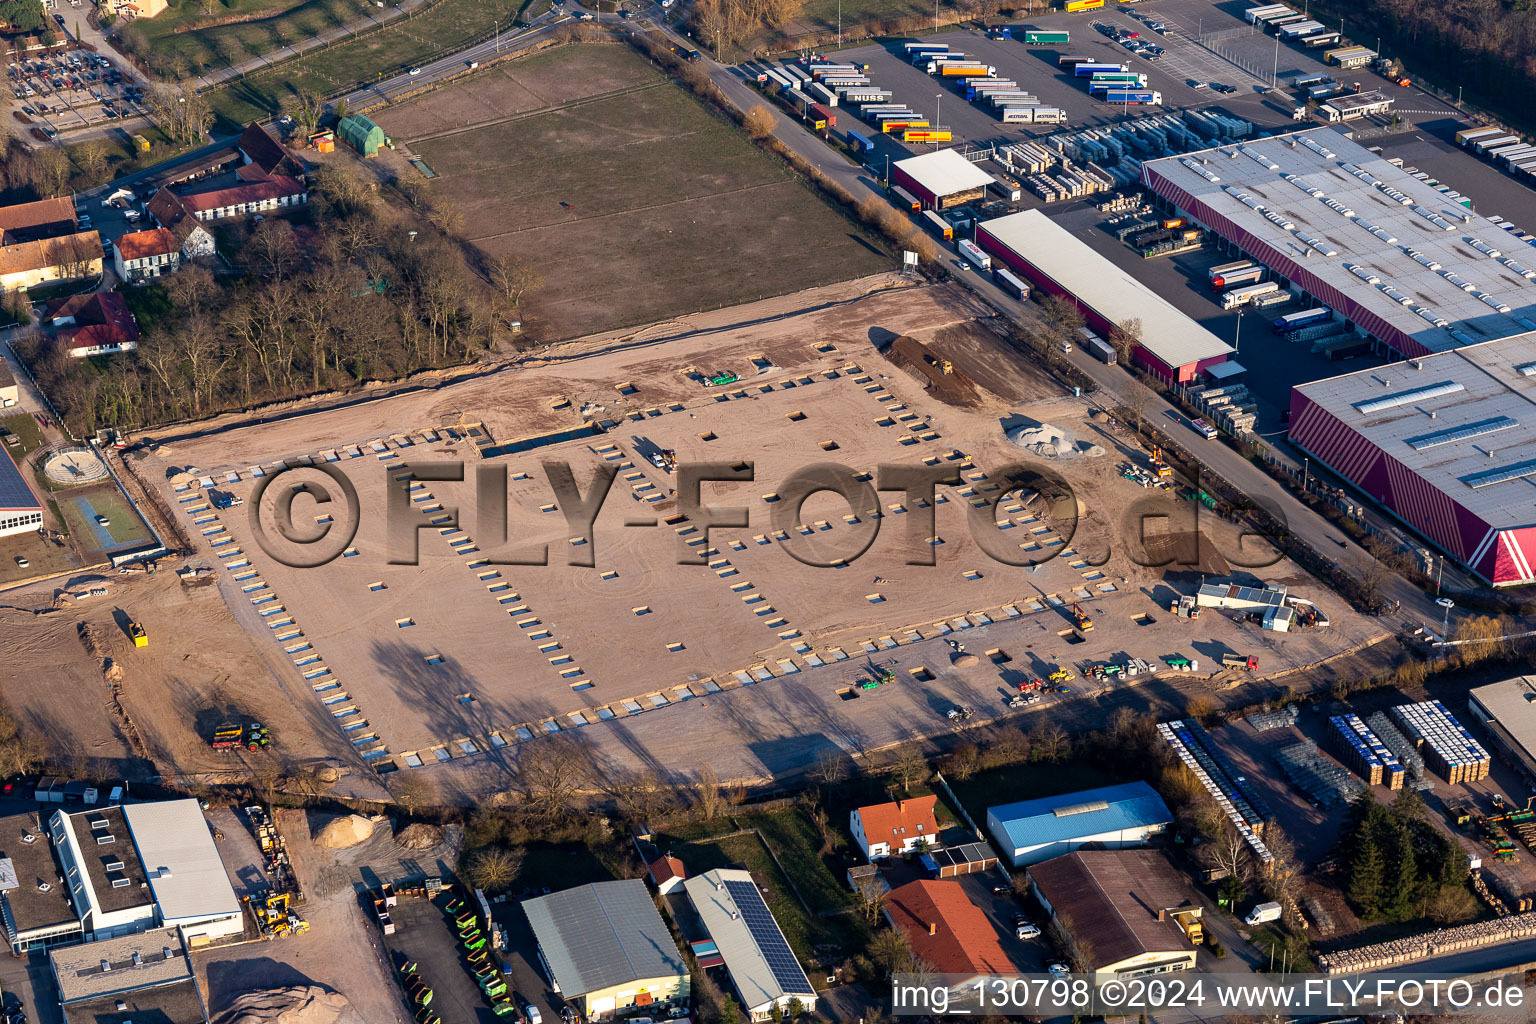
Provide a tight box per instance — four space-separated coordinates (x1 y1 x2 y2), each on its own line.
524 1005 543 1024
408 66 422 75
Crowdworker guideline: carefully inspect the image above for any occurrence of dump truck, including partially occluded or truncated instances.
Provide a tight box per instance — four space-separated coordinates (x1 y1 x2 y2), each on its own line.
1073 602 1093 631
127 620 147 647
1221 653 1259 671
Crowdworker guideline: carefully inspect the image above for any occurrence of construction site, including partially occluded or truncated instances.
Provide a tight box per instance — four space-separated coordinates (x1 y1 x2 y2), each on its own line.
0 276 1386 793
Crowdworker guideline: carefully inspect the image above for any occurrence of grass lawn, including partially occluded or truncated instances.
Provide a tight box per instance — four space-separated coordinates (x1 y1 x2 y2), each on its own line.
0 413 44 461
943 757 1135 835
207 0 529 126
134 0 345 69
398 44 890 340
795 0 932 32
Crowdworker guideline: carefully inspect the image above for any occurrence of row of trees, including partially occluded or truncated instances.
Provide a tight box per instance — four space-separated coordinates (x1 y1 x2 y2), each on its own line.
20 164 528 433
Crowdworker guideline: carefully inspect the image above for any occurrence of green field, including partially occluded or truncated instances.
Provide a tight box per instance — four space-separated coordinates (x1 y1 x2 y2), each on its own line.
207 0 528 126
131 0 339 69
393 44 891 340
0 413 44 461
58 487 150 551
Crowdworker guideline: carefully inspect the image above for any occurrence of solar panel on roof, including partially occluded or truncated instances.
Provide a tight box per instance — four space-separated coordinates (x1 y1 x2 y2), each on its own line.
1355 381 1466 414
722 879 812 995
0 448 40 512
1462 459 1536 489
1406 416 1518 451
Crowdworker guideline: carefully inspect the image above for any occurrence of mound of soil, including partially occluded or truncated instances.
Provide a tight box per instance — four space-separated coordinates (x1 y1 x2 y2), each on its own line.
217 985 358 1024
879 335 983 407
395 823 445 850
314 815 375 849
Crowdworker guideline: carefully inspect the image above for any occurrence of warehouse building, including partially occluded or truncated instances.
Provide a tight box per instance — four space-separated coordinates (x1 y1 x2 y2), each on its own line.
1141 127 1536 360
1028 850 1200 979
1289 337 1536 585
0 810 84 954
0 445 44 538
1319 90 1394 123
523 879 689 1019
52 929 209 1024
683 869 817 1021
1469 677 1536 787
987 781 1174 867
976 209 1234 383
890 149 994 210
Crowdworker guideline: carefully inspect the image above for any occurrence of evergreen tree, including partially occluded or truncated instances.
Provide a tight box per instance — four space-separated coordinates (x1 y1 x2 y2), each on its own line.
1347 832 1385 917
1381 817 1418 921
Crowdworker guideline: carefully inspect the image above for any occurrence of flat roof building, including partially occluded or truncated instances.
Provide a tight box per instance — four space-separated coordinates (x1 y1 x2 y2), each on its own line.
1141 127 1536 359
987 782 1173 867
121 800 243 945
1468 677 1536 787
0 810 83 954
683 869 816 1021
522 879 689 1019
890 149 994 210
1290 337 1536 585
976 209 1233 384
1028 850 1200 979
50 807 154 941
51 928 208 1024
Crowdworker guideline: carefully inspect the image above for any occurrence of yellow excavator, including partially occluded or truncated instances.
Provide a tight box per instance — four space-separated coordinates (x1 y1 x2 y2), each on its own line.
245 890 309 937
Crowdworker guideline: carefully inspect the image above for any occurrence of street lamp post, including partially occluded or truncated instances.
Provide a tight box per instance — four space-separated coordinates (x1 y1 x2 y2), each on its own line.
936 91 941 129
1234 309 1244 353
1441 598 1454 635
1302 456 1309 494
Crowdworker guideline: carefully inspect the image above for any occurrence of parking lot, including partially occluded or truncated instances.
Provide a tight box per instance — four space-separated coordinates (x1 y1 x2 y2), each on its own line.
383 890 510 1024
7 37 143 140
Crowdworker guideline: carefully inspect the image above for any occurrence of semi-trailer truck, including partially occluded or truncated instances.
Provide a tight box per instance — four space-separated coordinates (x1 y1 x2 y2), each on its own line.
958 238 991 270
1301 30 1340 46
808 102 836 129
1075 62 1130 76
1222 281 1280 308
1022 29 1070 44
1101 89 1161 104
1211 264 1264 289
890 185 921 211
993 266 1031 299
1274 307 1330 332
923 210 954 239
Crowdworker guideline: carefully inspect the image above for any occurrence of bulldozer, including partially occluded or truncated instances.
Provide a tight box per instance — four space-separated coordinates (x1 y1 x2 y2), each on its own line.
246 890 309 937
1048 667 1075 685
923 353 954 375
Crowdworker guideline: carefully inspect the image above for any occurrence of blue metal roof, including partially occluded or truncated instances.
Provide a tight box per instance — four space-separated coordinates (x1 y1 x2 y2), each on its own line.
987 782 1172 851
0 446 40 513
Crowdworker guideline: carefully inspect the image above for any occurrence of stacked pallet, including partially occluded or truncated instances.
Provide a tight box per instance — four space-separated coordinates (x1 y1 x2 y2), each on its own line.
1245 706 1299 732
1276 740 1363 806
1317 912 1536 973
1389 700 1491 784
1364 711 1432 792
1328 713 1405 789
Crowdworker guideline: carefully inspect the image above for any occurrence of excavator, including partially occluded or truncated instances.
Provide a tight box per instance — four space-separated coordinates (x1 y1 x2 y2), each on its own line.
1072 602 1093 632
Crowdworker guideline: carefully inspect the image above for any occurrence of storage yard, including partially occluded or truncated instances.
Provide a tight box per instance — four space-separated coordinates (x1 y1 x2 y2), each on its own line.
0 274 1370 792
370 44 890 341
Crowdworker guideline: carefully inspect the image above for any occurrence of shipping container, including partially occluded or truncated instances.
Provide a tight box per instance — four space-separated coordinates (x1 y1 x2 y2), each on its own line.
1325 46 1377 67
1222 281 1280 308
880 118 931 133
1456 126 1502 146
1473 134 1521 153
958 238 991 270
1101 89 1161 104
1307 83 1344 100
938 63 995 77
1209 260 1257 280
1083 332 1118 364
1243 4 1290 23
1211 265 1264 289
809 102 836 129
993 266 1031 299
1022 29 1070 44
1301 30 1340 46
1253 8 1298 24
922 209 954 239
846 129 875 153
1273 307 1331 332
1061 0 1105 12
807 81 839 106
784 64 811 83
764 68 794 90
1089 71 1147 84
1291 72 1330 88
890 185 921 211
902 127 953 143
1278 18 1324 37
1263 12 1307 32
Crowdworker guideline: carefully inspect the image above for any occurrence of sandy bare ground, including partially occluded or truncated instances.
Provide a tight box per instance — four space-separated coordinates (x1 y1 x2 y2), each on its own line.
75 274 1387 795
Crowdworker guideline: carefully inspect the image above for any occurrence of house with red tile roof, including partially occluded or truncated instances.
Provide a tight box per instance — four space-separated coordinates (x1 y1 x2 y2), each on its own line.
236 123 304 180
113 227 180 282
0 196 77 245
147 191 216 260
884 879 1017 978
0 232 103 294
47 293 138 358
851 795 940 861
646 855 686 895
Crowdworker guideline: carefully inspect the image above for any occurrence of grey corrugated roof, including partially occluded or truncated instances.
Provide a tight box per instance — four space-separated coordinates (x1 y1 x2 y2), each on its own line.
522 879 685 997
683 869 814 1013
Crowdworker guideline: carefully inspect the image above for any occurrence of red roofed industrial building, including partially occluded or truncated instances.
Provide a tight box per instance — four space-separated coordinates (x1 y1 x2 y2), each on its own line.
850 795 940 861
890 149 994 211
884 880 1016 977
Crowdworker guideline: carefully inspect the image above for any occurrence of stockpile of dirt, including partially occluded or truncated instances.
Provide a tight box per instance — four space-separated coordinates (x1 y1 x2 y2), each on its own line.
1005 420 1104 459
314 815 375 849
395 823 444 850
216 985 360 1024
880 335 983 407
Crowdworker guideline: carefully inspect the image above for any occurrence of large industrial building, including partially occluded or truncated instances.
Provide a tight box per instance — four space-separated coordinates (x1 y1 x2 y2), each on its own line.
986 782 1174 867
890 149 994 211
1141 127 1536 359
1290 338 1536 585
683 869 817 1021
976 209 1234 384
1468 676 1536 786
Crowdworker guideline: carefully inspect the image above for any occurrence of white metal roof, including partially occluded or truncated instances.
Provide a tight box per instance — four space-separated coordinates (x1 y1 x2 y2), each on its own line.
1293 334 1536 527
1470 676 1536 761
1142 128 1536 354
683 869 815 1013
120 800 241 924
892 149 995 198
979 209 1233 368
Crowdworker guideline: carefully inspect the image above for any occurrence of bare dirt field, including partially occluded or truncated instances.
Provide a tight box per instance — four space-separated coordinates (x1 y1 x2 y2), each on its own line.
372 42 891 340
98 275 1390 793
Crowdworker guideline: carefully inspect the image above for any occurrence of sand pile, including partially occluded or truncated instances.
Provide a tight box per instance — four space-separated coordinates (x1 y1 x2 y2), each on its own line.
314 814 374 849
952 653 980 668
1005 421 1104 459
217 985 360 1024
396 823 445 850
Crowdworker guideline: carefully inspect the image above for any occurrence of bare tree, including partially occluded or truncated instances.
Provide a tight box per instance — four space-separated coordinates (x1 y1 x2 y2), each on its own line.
889 741 929 792
808 750 849 791
76 139 109 182
38 149 71 198
389 772 430 817
486 253 540 311
852 872 889 925
1109 316 1142 363
466 845 525 892
695 762 724 822
1028 722 1069 763
516 733 593 819
249 218 300 278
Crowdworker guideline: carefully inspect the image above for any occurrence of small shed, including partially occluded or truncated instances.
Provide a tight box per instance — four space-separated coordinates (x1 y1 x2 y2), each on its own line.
920 841 998 878
337 114 386 158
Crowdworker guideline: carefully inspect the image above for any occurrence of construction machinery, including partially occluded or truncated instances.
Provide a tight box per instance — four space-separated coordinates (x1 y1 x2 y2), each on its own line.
127 620 147 647
246 890 309 937
648 448 678 473
1165 907 1203 944
211 723 245 749
1151 445 1173 480
1048 667 1075 685
245 805 302 899
1016 677 1044 692
923 353 954 375
702 372 739 387
946 705 975 721
1172 595 1201 620
1220 653 1259 671
1072 602 1093 632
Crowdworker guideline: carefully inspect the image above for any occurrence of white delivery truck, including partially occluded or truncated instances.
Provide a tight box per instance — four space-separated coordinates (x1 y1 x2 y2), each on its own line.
1245 902 1282 925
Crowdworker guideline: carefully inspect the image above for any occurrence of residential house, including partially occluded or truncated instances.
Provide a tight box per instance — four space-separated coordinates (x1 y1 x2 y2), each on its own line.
176 175 307 222
646 854 686 895
0 231 103 293
96 0 170 18
884 879 1017 983
1028 850 1201 979
236 122 304 181
114 227 180 281
47 292 138 357
146 190 216 260
0 196 77 245
850 795 940 861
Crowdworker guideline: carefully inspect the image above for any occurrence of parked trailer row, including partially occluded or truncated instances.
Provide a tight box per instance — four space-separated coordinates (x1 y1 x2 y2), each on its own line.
1074 62 1131 76
1301 30 1341 47
903 127 953 143
1101 89 1162 104
1211 264 1263 289
1273 307 1331 332
1244 4 1291 24
993 266 1031 299
1325 46 1377 67
1277 18 1325 37
966 79 1018 98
